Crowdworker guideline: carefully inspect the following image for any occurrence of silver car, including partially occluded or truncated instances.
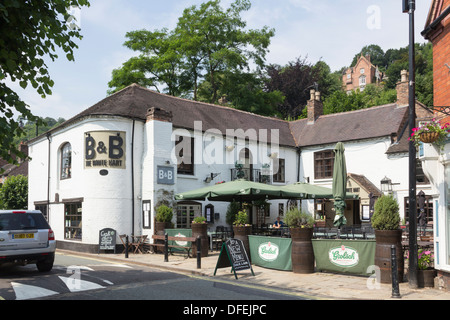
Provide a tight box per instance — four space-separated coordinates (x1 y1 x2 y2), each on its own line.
0 210 56 272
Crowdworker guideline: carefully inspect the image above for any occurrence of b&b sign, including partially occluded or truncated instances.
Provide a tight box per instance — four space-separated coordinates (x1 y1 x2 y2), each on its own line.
157 166 175 185
85 131 126 169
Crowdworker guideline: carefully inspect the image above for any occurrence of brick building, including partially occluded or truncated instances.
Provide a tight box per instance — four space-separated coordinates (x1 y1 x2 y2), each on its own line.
422 0 450 120
420 0 450 291
342 55 382 93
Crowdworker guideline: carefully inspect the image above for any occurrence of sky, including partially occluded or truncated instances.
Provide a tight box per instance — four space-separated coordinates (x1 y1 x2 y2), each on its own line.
8 0 432 121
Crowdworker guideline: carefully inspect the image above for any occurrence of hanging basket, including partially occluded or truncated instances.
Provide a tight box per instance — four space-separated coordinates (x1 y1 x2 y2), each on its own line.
419 132 439 143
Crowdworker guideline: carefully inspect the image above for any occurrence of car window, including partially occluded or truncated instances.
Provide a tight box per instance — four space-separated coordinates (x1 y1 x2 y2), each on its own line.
0 214 50 231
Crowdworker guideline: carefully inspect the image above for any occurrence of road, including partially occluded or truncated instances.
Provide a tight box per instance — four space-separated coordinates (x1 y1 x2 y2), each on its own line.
0 252 307 303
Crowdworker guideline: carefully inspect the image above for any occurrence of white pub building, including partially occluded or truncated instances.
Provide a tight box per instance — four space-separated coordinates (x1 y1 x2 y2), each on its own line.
28 77 432 254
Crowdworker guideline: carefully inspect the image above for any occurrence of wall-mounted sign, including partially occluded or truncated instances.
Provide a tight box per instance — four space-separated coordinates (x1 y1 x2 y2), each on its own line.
84 131 126 169
157 166 175 185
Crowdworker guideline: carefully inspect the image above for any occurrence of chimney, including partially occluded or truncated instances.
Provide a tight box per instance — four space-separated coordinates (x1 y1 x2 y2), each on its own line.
146 107 173 123
307 89 323 124
396 70 409 106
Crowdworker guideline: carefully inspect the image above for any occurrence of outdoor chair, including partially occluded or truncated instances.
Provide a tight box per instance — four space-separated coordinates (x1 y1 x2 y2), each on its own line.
339 226 353 239
313 227 328 239
212 226 226 251
352 226 364 239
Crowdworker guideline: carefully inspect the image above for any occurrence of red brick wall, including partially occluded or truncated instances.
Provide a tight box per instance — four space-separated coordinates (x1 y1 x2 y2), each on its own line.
432 1 450 107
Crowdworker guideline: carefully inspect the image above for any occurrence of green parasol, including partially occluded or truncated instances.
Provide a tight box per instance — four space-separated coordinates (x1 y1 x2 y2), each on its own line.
174 179 286 202
332 142 347 227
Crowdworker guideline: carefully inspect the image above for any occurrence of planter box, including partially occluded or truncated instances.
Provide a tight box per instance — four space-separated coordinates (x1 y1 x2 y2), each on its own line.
290 227 314 274
374 230 404 284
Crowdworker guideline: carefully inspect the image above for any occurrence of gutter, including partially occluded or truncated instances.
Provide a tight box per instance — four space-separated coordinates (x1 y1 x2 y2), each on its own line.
421 5 450 39
131 120 136 236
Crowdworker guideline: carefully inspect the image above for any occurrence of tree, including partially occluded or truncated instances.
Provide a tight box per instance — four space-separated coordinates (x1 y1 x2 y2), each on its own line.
108 0 275 106
0 0 90 167
350 44 386 70
264 57 319 119
0 175 28 209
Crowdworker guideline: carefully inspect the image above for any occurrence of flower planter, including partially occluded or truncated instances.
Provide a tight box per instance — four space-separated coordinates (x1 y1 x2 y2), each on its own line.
191 223 208 257
417 268 436 288
419 132 439 143
374 230 404 284
290 227 314 274
233 225 252 261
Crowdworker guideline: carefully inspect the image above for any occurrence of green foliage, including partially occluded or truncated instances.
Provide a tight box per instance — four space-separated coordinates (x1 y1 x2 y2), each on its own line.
226 201 241 226
0 0 90 166
284 208 314 228
108 0 275 113
233 210 249 226
321 84 397 115
192 216 207 224
155 205 173 223
371 194 400 230
0 175 28 209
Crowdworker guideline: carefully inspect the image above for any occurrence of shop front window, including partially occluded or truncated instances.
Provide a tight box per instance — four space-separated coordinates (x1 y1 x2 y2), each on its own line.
64 202 82 240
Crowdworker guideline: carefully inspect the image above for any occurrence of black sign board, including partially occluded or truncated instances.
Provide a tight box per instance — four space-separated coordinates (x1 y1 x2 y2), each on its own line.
98 228 116 253
214 238 254 279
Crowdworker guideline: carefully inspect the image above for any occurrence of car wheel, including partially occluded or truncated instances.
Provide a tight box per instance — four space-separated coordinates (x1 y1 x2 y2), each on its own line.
37 257 54 272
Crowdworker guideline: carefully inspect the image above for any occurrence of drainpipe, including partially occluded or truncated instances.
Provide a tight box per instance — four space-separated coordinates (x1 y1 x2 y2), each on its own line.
46 132 51 223
296 147 302 182
131 120 135 236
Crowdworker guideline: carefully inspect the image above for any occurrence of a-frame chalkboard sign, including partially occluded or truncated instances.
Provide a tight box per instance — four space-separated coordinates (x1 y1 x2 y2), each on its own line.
214 238 254 279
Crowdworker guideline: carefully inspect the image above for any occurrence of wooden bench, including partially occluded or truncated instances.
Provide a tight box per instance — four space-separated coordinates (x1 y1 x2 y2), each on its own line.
149 234 197 258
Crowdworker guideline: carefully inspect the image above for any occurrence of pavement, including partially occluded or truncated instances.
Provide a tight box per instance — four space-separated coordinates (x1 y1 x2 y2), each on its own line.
57 248 450 300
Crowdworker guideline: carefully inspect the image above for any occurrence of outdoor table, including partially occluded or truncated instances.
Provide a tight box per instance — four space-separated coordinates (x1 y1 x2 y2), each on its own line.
248 235 292 271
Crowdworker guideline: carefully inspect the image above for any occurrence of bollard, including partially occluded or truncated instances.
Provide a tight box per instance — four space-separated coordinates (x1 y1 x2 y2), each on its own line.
125 235 129 259
164 233 169 262
391 245 401 298
196 236 201 269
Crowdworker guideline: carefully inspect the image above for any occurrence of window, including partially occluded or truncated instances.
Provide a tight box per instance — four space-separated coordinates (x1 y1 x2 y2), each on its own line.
175 135 194 175
64 202 82 240
314 150 334 179
60 143 72 180
142 200 151 229
278 203 284 217
359 75 366 85
176 203 201 228
273 158 285 183
360 68 365 74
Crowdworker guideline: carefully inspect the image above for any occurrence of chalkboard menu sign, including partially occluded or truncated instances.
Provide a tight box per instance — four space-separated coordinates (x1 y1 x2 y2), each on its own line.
214 238 254 279
98 228 116 253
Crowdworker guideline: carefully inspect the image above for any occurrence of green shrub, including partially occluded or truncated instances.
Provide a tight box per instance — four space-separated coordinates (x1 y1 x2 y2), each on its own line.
371 194 400 230
285 208 314 228
226 201 240 226
0 175 28 209
155 205 173 223
233 210 249 226
192 216 206 224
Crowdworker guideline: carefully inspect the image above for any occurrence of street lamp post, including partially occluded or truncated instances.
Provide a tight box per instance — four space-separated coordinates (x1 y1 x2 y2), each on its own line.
403 0 418 288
